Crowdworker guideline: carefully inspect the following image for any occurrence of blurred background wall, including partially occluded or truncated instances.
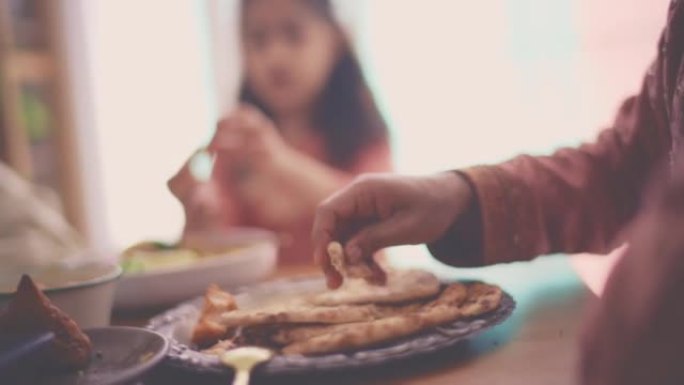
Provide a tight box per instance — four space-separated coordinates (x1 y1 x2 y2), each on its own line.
0 0 670 252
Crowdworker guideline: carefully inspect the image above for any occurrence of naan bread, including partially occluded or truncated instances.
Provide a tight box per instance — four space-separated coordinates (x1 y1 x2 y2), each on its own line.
272 283 466 349
309 269 441 306
190 276 503 357
282 283 471 355
459 283 503 317
202 339 237 356
328 241 375 281
219 303 386 328
270 301 427 346
271 324 346 346
282 306 460 355
219 299 435 331
424 281 468 307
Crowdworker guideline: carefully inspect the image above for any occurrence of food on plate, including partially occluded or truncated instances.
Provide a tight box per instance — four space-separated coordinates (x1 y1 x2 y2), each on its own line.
310 268 441 306
270 284 469 347
0 275 92 370
219 303 385 327
192 284 238 348
191 270 502 356
459 282 505 317
282 284 470 355
327 241 376 282
120 241 252 274
202 339 238 356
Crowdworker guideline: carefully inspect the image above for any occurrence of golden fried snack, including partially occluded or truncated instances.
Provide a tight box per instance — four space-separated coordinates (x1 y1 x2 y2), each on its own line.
191 284 238 347
0 275 92 370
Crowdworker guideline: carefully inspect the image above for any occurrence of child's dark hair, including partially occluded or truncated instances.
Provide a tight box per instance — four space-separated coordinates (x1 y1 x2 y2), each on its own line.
238 0 389 170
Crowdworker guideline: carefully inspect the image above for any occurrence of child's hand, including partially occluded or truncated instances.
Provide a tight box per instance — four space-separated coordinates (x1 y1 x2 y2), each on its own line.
209 104 307 226
209 104 289 171
312 173 473 289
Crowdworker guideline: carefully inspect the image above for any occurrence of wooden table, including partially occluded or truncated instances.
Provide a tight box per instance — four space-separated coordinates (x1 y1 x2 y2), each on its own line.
116 255 595 385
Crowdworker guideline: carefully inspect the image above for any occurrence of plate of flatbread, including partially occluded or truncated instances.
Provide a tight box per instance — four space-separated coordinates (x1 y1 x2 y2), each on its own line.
148 273 514 378
147 242 514 377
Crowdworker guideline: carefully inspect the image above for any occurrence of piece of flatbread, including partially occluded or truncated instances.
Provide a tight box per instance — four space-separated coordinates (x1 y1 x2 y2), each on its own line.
191 284 238 347
425 282 468 308
459 283 503 317
271 324 346 346
219 297 433 330
219 303 388 328
282 306 460 355
328 241 375 282
195 277 439 339
270 301 426 346
309 269 441 306
282 283 472 355
274 283 467 347
217 296 435 331
0 275 92 370
191 278 502 355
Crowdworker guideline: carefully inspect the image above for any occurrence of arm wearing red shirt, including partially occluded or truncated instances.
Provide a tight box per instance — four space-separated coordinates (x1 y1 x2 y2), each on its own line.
430 58 672 267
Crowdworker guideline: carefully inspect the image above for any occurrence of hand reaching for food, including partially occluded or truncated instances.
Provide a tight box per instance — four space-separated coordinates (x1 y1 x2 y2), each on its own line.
326 241 379 284
313 173 474 289
209 104 289 171
208 104 322 228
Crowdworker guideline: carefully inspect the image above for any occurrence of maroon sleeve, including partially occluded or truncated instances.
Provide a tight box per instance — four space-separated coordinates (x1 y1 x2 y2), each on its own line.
579 162 684 385
430 42 673 268
579 2 684 383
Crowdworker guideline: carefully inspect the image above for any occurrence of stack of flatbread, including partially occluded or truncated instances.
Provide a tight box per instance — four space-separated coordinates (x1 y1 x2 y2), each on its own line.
192 243 502 356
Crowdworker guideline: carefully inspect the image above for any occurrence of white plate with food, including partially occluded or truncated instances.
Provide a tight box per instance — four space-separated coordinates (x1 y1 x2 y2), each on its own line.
146 250 515 380
114 228 279 310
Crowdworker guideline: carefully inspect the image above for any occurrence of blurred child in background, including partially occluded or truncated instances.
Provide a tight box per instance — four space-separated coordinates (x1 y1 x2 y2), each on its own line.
169 0 391 264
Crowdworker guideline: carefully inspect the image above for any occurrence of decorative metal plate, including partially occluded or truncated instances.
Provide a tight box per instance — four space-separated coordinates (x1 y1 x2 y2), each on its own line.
147 277 515 377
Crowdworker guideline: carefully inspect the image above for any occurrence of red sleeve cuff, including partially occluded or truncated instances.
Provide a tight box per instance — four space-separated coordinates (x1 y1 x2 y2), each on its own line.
428 166 543 266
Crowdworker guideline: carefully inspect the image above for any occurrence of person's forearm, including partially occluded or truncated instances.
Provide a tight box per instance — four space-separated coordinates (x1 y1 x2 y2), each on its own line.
430 68 670 267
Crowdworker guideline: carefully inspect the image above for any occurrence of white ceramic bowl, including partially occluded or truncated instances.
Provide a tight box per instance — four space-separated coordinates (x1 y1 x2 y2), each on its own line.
114 228 278 310
0 261 122 329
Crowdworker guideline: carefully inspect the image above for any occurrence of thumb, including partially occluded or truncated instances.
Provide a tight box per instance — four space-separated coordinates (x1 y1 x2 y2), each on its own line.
344 214 414 264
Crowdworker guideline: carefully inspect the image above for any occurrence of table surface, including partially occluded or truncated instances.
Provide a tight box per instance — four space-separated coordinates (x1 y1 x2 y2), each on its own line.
114 255 595 385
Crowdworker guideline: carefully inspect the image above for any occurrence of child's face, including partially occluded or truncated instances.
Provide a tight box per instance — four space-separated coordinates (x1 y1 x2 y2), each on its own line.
242 0 341 116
